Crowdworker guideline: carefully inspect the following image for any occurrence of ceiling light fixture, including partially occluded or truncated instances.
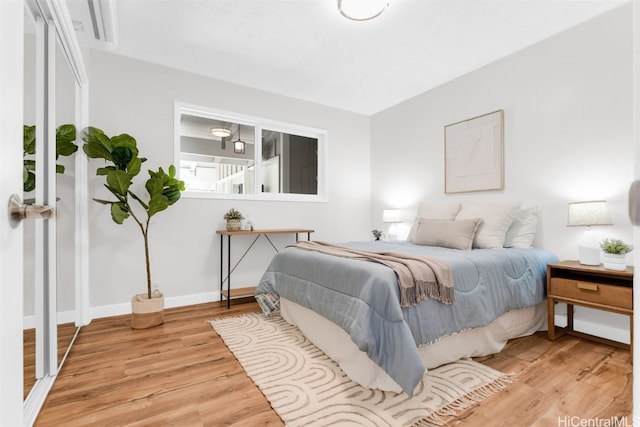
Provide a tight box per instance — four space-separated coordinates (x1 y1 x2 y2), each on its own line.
232 124 246 154
338 0 389 21
211 127 231 138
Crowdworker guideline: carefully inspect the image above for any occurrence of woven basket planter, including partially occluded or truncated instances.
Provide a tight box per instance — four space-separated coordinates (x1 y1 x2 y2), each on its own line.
226 219 242 231
131 291 164 329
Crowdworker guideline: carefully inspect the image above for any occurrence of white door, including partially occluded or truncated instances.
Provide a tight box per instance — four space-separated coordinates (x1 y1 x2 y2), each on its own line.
2 1 66 424
1 1 27 425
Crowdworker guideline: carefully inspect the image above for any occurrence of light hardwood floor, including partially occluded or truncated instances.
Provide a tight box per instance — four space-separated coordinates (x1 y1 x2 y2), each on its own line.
35 300 632 426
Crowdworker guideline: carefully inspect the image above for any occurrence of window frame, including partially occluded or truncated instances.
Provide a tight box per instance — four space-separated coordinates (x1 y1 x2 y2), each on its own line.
174 102 328 202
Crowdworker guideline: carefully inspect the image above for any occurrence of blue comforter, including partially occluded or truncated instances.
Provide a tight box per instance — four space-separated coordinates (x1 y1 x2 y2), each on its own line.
255 241 558 396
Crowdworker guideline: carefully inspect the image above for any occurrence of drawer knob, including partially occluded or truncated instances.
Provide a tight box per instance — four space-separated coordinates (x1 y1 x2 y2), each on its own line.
577 282 599 292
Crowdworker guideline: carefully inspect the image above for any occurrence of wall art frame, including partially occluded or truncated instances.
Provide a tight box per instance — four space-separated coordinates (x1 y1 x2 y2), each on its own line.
444 109 504 194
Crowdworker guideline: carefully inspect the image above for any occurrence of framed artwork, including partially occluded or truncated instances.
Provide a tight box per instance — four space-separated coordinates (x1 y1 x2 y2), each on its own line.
444 110 504 194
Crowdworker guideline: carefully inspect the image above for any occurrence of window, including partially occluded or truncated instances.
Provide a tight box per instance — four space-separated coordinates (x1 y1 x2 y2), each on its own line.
175 103 326 201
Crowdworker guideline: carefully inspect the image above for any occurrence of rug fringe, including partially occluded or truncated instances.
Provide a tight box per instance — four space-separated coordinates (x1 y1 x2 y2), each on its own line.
411 373 516 427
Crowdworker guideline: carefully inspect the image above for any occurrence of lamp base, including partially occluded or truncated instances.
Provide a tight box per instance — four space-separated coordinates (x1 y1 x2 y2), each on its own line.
578 244 601 266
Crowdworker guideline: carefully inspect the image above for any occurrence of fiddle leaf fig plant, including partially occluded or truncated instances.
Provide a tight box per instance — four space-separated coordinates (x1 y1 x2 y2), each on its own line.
23 123 78 192
82 126 185 299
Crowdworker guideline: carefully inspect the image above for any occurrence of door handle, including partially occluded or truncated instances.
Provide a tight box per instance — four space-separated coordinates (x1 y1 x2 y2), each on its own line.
8 194 54 225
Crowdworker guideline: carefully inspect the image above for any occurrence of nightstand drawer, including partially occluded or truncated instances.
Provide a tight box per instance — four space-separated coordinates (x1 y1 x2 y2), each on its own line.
549 277 632 309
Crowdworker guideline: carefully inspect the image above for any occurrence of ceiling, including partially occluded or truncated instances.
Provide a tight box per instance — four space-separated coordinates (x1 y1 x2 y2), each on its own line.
70 0 627 115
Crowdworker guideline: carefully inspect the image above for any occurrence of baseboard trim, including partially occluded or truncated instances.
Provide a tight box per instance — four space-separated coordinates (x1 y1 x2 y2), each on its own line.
87 292 221 323
24 292 223 328
24 374 56 427
23 309 76 330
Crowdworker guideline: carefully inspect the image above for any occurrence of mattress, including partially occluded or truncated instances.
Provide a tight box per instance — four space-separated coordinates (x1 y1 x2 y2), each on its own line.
281 297 547 393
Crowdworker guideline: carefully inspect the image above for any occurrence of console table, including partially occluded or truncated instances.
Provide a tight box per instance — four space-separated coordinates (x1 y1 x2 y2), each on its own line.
217 228 314 308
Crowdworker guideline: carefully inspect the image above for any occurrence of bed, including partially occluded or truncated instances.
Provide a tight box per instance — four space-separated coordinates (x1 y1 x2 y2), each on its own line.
254 201 559 396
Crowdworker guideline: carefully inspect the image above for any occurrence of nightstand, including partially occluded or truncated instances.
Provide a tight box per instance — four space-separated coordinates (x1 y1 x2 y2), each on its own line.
547 260 633 352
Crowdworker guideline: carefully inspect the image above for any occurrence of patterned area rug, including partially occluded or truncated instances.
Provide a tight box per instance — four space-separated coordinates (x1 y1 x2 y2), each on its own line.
209 313 513 427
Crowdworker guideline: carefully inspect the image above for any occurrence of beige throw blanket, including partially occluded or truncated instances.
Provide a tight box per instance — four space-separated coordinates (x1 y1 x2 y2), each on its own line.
291 241 454 307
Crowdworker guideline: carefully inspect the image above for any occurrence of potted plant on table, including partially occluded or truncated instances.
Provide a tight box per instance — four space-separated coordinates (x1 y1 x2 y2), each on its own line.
82 126 185 329
224 208 244 231
600 238 633 271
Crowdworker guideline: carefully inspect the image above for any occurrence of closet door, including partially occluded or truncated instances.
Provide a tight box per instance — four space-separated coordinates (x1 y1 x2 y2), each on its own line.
22 10 59 423
54 16 80 375
21 1 88 425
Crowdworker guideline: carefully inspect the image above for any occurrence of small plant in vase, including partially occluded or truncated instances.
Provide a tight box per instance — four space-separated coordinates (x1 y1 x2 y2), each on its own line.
372 229 382 241
224 208 244 231
600 238 633 271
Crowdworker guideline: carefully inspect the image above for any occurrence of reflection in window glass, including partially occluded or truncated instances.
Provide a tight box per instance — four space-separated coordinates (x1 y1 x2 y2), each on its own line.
179 114 255 194
261 130 317 194
176 103 326 200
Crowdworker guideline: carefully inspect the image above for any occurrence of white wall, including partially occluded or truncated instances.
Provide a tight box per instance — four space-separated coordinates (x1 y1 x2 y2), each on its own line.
86 50 371 314
372 4 633 256
371 5 634 341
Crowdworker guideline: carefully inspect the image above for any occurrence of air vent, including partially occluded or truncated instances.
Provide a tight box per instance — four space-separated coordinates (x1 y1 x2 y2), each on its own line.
86 0 116 44
67 0 118 49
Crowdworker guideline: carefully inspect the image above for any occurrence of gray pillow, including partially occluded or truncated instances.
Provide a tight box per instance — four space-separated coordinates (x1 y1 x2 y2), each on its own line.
406 202 461 241
412 218 482 250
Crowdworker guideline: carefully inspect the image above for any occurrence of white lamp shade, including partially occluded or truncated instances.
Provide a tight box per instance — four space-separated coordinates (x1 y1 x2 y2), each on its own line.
567 201 613 227
382 209 402 223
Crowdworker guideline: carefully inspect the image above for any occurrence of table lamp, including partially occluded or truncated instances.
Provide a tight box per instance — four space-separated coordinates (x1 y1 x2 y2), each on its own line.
382 209 403 240
567 201 613 265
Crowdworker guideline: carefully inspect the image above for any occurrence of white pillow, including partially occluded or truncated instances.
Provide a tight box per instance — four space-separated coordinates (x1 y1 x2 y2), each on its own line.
406 202 461 241
412 218 482 250
455 201 521 249
504 206 539 248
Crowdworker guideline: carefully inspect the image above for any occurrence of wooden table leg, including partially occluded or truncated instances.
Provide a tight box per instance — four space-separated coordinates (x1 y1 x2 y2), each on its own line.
631 313 634 361
547 297 555 340
567 303 574 333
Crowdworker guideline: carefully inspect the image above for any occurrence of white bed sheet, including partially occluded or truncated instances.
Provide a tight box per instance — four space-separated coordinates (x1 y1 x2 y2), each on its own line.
280 297 547 393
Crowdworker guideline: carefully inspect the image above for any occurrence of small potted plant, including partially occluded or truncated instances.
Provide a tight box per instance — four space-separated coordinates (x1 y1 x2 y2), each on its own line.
224 208 244 231
600 238 633 271
372 229 382 241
